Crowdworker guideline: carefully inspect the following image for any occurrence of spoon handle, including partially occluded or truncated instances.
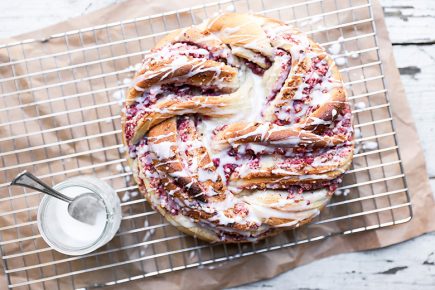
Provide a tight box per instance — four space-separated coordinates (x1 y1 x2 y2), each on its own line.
10 171 73 203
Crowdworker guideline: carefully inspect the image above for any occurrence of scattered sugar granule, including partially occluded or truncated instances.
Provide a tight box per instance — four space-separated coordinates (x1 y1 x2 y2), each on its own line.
118 146 126 154
143 231 152 242
124 166 131 172
328 42 341 55
362 141 378 151
142 227 155 248
353 146 360 155
123 78 132 85
112 89 125 100
344 50 359 59
225 4 235 12
335 189 350 196
116 164 124 172
354 128 362 139
127 63 142 73
189 251 197 260
328 36 344 55
207 263 225 270
130 191 139 197
354 101 367 110
125 175 131 182
334 57 347 66
134 63 142 72
316 25 326 31
140 250 145 256
121 191 130 202
142 220 156 248
307 15 322 26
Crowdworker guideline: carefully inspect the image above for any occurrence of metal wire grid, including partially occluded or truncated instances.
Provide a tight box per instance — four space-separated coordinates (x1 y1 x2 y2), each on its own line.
0 0 412 289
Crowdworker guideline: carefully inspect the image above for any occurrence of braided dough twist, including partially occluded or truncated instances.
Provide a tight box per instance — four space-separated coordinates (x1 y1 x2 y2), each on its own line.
122 13 354 242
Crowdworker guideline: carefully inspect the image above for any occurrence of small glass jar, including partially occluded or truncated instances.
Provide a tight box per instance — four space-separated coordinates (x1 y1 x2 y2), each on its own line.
37 176 122 256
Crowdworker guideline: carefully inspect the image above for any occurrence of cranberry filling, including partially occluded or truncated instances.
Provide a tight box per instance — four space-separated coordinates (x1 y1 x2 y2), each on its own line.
322 106 353 138
302 57 329 96
227 147 237 157
284 178 342 194
244 59 270 75
176 41 229 63
212 158 220 167
177 117 192 142
267 50 292 103
148 178 181 215
223 163 238 181
273 56 331 125
275 145 351 171
248 158 260 169
233 202 249 217
244 149 257 159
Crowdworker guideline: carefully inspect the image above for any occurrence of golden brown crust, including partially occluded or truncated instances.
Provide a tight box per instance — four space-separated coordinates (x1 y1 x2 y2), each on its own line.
126 58 238 106
214 122 348 148
121 13 354 243
130 93 242 145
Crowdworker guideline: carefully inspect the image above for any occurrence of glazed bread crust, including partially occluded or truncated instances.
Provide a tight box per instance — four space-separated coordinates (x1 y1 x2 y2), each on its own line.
122 13 354 243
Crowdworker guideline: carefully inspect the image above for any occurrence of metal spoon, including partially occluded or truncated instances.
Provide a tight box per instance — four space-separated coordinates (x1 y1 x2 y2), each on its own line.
10 171 106 226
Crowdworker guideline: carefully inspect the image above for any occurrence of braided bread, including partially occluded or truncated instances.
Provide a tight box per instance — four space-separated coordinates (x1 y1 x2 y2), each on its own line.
121 13 354 243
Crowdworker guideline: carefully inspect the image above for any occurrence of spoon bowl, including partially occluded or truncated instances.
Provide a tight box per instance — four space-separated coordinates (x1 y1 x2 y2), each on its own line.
11 171 106 225
67 193 106 225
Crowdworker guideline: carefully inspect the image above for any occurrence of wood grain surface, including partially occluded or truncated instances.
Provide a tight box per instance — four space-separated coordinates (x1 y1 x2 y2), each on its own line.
0 0 434 289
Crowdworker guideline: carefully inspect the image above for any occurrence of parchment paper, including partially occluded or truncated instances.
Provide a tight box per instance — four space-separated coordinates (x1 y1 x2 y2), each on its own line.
1 0 434 289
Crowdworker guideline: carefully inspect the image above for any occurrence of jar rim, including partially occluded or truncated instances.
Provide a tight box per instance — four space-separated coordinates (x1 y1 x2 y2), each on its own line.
37 176 120 256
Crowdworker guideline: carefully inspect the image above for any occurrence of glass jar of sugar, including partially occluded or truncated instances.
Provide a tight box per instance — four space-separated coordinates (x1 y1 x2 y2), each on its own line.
37 176 122 256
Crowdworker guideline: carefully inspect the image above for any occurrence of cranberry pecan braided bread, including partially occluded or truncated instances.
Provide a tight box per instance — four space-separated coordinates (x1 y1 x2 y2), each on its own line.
121 13 353 243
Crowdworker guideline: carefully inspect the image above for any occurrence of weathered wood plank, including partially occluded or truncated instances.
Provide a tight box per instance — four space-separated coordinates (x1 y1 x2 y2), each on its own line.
2 0 434 44
233 42 435 289
391 45 435 178
233 178 435 289
0 1 434 289
0 0 119 39
380 0 435 44
231 233 435 290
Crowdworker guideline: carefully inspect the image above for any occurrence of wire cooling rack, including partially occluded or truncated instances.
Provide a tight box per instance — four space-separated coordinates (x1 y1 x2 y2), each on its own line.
0 0 412 289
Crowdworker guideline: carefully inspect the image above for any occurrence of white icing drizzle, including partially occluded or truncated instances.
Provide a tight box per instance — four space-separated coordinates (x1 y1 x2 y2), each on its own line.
125 15 353 239
249 203 320 221
197 168 219 182
149 141 175 159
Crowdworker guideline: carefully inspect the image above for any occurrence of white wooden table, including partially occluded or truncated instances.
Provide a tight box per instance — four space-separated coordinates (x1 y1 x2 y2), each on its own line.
1 0 434 289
